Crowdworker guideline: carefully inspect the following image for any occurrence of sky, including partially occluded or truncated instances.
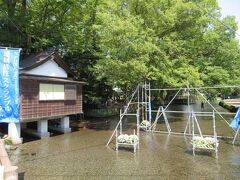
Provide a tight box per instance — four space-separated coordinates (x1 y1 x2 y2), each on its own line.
218 0 240 39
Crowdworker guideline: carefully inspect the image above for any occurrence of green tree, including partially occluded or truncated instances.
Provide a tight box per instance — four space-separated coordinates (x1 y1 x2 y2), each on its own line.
1 0 240 105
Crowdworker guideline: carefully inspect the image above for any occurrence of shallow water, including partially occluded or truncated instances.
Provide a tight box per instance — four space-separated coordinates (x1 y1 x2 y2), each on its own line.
9 102 240 180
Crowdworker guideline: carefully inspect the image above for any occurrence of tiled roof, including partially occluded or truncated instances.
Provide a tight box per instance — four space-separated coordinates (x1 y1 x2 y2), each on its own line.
20 74 87 84
20 50 54 69
20 49 74 76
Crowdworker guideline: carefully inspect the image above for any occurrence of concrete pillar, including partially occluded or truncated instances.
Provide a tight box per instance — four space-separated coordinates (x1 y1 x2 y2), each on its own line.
60 116 71 133
37 120 50 138
8 123 22 144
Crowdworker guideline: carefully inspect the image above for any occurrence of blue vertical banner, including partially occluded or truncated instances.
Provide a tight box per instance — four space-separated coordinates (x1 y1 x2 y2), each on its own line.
0 48 21 123
230 108 240 129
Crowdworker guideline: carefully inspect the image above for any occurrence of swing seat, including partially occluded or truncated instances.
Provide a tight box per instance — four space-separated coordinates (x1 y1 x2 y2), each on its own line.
117 134 139 144
116 133 139 153
192 136 219 150
139 120 151 131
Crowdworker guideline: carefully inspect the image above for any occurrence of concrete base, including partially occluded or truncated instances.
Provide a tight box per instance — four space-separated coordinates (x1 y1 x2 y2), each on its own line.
8 123 22 144
21 119 50 138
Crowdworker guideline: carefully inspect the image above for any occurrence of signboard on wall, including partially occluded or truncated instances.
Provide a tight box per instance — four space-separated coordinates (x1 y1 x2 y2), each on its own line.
0 48 21 123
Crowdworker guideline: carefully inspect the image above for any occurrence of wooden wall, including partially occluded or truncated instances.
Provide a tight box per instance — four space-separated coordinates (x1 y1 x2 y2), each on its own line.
20 79 83 122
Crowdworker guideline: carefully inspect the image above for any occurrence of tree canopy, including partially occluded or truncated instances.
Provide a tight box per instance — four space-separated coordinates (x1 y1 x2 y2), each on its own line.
1 0 240 106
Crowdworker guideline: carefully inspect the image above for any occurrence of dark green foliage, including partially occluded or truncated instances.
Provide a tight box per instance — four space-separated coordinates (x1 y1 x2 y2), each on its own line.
4 138 13 145
0 0 240 106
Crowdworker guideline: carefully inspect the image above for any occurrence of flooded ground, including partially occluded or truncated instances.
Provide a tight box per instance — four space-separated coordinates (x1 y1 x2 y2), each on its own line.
8 102 240 179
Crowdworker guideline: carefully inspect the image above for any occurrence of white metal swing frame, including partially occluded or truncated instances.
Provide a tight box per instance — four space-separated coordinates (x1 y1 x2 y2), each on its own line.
106 82 156 151
191 110 218 158
106 82 239 152
107 83 148 152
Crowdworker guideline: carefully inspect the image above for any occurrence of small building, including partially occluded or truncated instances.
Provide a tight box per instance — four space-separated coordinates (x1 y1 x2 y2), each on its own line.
9 50 86 140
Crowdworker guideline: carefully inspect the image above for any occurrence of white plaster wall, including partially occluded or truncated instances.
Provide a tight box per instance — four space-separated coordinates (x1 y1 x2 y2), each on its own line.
25 60 68 78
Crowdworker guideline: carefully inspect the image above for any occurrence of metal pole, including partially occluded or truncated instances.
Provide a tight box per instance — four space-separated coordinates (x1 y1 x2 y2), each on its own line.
162 106 171 133
187 83 191 134
152 106 161 131
150 85 240 91
151 88 182 129
145 81 148 121
141 83 144 120
152 130 234 139
138 83 140 118
233 126 240 144
137 109 140 137
120 109 122 134
184 115 191 135
195 88 233 129
106 84 139 146
116 128 118 151
213 111 218 158
149 82 151 124
192 111 195 156
146 110 236 115
194 114 203 137
137 109 140 149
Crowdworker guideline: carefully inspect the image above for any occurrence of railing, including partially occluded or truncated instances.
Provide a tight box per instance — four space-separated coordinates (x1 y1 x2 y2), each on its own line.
0 140 18 180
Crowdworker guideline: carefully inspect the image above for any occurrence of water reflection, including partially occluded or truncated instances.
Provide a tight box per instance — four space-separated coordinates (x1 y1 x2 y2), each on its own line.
8 102 240 179
163 134 170 150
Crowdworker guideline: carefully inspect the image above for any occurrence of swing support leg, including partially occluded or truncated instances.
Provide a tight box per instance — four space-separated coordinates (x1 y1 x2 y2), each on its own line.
233 126 240 145
184 114 191 135
192 111 195 156
116 129 118 151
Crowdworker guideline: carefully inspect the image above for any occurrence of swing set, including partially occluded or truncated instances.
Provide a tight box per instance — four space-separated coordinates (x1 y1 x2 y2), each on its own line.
106 82 239 157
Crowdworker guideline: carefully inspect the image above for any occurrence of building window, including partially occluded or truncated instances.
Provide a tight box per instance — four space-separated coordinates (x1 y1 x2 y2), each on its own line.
39 83 65 100
65 84 77 100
